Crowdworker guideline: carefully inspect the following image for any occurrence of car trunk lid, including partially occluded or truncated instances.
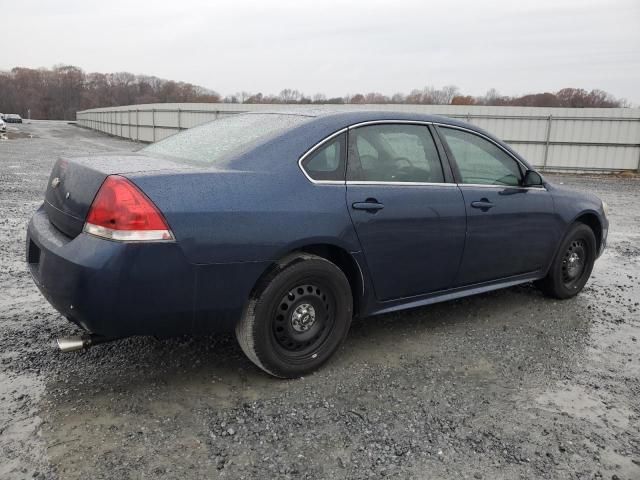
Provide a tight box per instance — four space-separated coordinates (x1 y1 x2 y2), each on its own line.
44 153 192 238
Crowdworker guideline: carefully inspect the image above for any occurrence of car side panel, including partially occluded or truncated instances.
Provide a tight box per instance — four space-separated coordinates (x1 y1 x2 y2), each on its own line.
453 186 560 285
27 207 197 337
543 182 609 267
27 206 272 336
129 171 361 265
346 184 466 300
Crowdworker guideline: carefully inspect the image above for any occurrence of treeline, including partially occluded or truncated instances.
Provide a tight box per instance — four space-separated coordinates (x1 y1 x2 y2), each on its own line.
229 86 629 108
0 65 629 120
0 65 221 120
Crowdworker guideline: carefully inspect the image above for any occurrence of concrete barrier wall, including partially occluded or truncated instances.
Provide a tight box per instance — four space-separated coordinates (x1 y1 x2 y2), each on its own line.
77 103 640 172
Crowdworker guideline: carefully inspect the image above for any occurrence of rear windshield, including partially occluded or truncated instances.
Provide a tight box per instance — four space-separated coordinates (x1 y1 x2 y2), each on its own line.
141 113 310 166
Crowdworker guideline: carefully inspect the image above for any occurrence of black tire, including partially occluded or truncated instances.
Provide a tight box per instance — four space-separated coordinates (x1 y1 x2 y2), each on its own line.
235 253 353 378
536 223 597 299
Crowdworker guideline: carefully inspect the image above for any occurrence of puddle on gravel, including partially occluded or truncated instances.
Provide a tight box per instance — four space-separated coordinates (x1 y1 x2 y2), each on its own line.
3 131 36 140
536 384 632 429
0 371 48 478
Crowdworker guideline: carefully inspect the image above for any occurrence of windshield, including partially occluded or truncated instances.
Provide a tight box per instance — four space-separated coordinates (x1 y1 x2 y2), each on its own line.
141 113 311 166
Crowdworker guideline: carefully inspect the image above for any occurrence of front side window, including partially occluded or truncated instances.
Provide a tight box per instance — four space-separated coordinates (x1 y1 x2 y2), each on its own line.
439 127 522 186
300 133 346 181
347 124 444 183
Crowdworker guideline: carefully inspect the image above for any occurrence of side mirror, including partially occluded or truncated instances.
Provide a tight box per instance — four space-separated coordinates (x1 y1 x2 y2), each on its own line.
522 170 543 187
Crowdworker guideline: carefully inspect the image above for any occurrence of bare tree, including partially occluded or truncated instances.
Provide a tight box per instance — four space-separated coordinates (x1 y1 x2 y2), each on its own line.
0 66 221 119
451 95 476 105
312 93 327 103
0 65 629 119
279 89 302 103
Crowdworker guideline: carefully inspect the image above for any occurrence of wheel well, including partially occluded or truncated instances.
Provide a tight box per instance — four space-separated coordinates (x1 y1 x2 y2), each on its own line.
575 213 602 252
249 245 363 317
296 244 362 317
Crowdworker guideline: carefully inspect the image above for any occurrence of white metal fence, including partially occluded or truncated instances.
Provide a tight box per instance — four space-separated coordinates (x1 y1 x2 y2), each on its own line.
76 103 640 172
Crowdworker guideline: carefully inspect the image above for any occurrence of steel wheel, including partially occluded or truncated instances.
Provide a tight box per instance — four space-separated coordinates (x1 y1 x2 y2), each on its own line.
561 239 588 288
535 223 596 299
235 253 353 378
271 283 335 359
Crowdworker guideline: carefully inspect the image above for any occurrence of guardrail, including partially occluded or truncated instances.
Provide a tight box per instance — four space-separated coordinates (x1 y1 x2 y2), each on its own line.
77 104 640 172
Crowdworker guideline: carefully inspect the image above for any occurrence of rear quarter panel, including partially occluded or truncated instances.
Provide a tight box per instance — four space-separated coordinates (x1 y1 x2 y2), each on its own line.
128 170 360 265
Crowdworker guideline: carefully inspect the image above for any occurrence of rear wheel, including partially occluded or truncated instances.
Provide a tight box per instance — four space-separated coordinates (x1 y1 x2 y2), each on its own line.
236 254 353 378
536 223 596 299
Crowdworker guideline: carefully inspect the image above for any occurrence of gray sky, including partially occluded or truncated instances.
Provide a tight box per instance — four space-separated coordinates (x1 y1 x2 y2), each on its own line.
4 0 640 104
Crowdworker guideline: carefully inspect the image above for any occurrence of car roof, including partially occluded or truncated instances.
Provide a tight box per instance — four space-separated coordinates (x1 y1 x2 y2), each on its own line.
243 108 466 125
241 108 503 143
240 106 529 166
227 109 532 171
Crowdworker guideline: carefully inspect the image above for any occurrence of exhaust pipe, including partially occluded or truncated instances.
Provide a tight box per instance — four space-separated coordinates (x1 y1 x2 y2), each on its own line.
56 334 113 352
56 336 91 352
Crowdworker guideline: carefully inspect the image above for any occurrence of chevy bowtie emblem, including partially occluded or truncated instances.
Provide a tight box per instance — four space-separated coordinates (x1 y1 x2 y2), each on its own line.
51 177 61 188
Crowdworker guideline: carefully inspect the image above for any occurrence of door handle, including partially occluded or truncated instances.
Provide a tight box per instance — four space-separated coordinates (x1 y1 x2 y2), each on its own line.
352 199 384 212
470 199 494 211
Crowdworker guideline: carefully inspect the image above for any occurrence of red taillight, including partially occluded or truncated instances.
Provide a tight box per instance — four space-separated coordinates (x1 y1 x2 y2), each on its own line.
83 175 174 242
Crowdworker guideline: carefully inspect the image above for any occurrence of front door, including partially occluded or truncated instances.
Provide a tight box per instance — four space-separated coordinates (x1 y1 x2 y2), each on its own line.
437 125 557 286
346 123 466 301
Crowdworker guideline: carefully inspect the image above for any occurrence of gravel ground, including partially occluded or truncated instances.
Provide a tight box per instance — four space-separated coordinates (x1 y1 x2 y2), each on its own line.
1 121 639 480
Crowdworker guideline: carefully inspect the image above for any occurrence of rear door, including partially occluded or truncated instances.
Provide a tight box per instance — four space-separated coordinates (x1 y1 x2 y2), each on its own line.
436 125 556 285
346 123 466 301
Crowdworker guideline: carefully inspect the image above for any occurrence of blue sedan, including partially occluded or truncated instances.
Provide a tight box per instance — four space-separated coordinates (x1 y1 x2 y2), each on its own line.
26 111 608 378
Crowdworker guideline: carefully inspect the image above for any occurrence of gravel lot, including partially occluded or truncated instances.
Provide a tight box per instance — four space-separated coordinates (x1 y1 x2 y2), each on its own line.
1 121 639 480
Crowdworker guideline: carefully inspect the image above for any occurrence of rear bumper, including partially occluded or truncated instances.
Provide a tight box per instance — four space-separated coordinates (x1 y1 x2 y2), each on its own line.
27 206 268 338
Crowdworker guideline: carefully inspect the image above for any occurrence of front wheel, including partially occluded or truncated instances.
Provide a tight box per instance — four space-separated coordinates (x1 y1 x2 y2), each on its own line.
236 253 353 378
536 223 597 299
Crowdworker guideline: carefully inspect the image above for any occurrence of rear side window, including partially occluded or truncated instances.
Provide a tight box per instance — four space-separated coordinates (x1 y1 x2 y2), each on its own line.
439 127 522 186
300 133 346 181
347 124 444 183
